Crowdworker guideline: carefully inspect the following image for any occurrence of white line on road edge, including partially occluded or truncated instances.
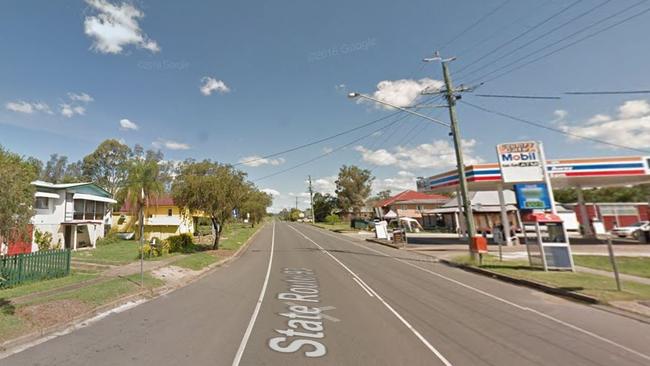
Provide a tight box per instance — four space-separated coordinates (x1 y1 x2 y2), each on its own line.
231 221 275 366
305 225 650 363
353 277 374 297
288 224 453 366
0 299 146 360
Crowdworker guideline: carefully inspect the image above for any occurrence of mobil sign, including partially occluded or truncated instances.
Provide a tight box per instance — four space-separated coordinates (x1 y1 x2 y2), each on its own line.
496 141 545 183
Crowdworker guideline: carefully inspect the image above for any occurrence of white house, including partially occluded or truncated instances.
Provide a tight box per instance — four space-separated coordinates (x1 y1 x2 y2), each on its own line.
31 180 117 251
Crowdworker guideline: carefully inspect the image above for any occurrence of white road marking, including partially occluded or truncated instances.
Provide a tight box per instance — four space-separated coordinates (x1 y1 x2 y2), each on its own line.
353 277 375 297
0 299 146 360
288 224 453 366
306 225 650 363
283 302 341 322
231 221 275 366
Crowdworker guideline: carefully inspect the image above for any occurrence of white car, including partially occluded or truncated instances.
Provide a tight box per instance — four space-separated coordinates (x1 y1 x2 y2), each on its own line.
611 221 649 238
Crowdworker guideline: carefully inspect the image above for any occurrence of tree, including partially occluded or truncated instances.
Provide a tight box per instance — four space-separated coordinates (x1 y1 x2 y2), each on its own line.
0 146 38 244
119 158 164 241
82 139 132 196
376 190 392 200
41 154 68 183
240 186 272 227
278 208 290 221
313 192 337 222
172 160 248 249
289 208 302 222
335 165 374 217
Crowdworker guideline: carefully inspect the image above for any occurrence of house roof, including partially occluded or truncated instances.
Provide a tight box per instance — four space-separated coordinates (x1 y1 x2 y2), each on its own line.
441 191 517 208
119 196 176 212
32 180 112 197
376 190 448 208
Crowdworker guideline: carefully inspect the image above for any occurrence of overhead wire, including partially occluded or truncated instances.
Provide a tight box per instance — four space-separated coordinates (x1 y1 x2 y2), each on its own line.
465 0 650 85
457 0 612 82
460 100 650 154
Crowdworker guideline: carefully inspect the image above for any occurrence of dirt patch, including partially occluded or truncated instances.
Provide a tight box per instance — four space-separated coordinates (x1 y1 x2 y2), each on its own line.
151 266 199 286
17 299 90 329
214 249 235 257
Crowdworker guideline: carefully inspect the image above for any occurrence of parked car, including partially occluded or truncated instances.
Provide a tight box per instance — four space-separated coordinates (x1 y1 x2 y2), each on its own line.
611 221 649 238
388 217 424 233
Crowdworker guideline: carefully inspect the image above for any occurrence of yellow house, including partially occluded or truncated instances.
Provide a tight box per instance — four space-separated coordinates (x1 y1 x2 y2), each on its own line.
112 196 204 240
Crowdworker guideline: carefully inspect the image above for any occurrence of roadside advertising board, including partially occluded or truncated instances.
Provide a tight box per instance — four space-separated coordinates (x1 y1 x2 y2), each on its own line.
496 141 544 183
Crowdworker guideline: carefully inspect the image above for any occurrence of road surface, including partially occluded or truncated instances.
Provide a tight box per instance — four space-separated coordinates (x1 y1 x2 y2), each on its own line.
3 221 650 365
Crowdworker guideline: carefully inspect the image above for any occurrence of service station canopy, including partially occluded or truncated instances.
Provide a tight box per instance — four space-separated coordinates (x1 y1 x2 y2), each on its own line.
417 156 650 194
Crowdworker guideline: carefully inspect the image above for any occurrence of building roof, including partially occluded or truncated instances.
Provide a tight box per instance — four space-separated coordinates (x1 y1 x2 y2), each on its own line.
376 190 448 208
441 191 517 208
119 195 176 212
32 180 93 189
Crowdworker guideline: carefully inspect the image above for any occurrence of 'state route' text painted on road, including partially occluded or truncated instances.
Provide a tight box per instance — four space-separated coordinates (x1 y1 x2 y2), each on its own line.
268 267 327 358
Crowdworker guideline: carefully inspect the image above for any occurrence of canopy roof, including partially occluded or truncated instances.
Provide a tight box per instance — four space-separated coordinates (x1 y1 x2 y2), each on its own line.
417 156 650 194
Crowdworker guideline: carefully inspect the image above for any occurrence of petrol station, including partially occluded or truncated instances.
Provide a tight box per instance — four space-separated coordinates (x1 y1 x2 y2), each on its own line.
416 142 650 270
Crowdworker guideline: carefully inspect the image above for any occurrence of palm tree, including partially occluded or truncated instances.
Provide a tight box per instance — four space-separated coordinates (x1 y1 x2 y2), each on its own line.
120 158 164 242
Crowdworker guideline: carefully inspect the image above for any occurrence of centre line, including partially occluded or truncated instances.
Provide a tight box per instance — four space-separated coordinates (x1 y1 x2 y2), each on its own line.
288 224 453 366
231 221 275 366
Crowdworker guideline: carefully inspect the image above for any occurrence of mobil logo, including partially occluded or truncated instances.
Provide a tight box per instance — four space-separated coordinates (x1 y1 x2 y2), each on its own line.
501 151 537 162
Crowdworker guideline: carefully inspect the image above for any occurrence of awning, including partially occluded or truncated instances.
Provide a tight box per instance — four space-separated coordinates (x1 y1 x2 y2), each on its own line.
384 210 398 219
35 191 60 199
73 193 117 204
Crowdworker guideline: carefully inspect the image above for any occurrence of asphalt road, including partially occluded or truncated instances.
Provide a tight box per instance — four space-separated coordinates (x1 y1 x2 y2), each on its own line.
4 221 650 365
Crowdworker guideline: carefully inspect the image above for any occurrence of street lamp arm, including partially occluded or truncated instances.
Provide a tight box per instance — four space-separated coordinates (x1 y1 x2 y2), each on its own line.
348 93 450 128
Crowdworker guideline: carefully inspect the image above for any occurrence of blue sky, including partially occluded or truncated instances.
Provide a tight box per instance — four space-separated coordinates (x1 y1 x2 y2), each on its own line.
2 0 650 212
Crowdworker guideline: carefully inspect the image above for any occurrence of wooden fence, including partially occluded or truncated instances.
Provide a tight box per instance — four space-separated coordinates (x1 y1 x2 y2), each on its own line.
0 249 71 288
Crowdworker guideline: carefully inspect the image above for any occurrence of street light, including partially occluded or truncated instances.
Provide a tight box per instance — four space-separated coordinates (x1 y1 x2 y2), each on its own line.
347 93 450 128
348 83 479 256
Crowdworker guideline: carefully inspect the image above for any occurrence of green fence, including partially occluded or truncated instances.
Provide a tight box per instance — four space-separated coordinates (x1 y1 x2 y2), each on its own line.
0 249 71 288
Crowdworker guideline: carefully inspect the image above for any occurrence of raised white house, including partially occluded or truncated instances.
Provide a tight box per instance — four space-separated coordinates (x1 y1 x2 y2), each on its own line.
31 180 117 251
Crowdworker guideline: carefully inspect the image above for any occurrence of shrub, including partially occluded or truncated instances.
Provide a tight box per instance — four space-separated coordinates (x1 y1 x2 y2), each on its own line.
324 214 340 225
34 229 53 251
97 233 120 246
167 233 194 253
139 243 153 257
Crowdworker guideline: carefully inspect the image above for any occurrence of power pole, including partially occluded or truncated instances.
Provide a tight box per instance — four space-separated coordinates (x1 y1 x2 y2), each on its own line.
308 175 315 222
424 52 477 253
295 196 298 210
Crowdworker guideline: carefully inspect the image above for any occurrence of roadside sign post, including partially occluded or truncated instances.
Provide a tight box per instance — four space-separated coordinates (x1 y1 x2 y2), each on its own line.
606 235 622 291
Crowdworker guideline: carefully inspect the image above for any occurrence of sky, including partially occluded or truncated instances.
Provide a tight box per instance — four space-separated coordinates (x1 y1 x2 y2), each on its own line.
2 0 650 212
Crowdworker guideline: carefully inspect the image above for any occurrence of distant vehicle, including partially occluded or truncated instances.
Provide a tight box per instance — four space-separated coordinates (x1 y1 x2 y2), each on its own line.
611 221 649 238
388 217 424 233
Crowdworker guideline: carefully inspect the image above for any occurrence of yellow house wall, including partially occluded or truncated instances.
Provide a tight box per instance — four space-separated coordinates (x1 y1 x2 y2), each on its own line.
111 205 199 240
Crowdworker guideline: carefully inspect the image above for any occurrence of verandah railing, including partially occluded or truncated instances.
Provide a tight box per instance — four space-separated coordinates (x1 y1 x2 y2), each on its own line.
0 249 71 288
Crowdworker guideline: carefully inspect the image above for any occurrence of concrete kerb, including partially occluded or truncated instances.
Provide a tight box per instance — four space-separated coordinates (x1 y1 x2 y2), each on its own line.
0 222 269 357
365 238 403 249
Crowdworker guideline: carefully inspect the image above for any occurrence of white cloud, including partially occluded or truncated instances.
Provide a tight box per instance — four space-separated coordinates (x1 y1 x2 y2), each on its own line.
561 99 650 149
83 0 160 54
5 101 52 114
355 139 482 170
152 139 190 150
119 118 139 130
261 188 280 197
68 92 94 103
618 100 650 119
200 77 230 96
289 192 310 198
323 146 334 154
312 176 337 194
553 109 567 122
365 78 444 109
60 103 86 118
238 155 285 167
373 175 417 193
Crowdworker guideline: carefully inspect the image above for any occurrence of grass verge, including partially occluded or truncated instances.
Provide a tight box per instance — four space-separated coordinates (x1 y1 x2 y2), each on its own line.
452 255 650 303
573 255 650 279
72 240 177 265
173 252 218 271
311 222 355 232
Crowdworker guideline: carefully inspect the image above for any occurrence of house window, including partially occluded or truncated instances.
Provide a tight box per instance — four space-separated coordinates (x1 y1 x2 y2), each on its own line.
94 202 105 220
74 199 85 220
85 200 95 219
35 197 49 209
168 208 173 216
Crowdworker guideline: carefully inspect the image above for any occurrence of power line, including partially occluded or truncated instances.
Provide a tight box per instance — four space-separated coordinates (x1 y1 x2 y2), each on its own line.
467 1 650 85
461 100 650 154
475 94 561 100
565 90 650 95
458 0 612 82
454 0 584 75
438 0 513 51
233 110 402 167
252 112 411 182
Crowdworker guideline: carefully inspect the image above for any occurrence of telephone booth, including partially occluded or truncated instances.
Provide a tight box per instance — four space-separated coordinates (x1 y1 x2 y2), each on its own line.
522 212 574 271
